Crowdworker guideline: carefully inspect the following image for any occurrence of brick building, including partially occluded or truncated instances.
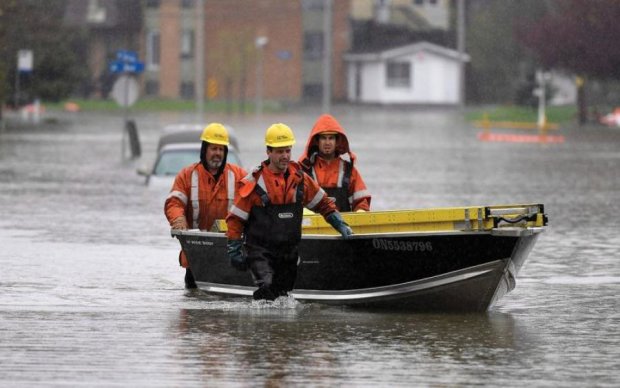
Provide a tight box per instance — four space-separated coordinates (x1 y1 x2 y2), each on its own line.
143 0 350 103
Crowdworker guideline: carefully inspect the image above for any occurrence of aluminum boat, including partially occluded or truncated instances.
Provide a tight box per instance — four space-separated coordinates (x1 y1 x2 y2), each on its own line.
172 204 547 311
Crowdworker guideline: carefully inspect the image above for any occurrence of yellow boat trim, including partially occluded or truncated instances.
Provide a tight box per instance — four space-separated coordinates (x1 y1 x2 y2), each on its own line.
212 204 546 235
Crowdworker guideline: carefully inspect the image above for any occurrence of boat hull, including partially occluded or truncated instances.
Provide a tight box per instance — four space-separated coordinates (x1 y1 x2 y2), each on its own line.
175 230 541 312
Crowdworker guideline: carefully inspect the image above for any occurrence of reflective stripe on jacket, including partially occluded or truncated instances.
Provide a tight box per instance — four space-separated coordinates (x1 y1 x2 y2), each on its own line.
165 162 247 231
305 156 370 212
226 161 336 240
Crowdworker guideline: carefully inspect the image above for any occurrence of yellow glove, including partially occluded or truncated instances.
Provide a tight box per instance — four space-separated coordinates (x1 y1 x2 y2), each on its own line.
171 215 188 230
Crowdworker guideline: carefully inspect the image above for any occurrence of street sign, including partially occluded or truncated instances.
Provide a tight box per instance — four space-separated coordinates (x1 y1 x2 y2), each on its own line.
109 60 145 74
110 49 144 74
17 50 33 72
111 75 139 107
116 50 139 63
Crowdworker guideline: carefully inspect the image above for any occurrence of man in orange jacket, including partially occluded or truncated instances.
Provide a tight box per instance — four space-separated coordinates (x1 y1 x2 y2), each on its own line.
165 123 247 289
299 114 371 212
226 123 352 301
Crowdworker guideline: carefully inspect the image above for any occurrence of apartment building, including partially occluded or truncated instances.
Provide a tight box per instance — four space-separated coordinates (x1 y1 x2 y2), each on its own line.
143 0 350 103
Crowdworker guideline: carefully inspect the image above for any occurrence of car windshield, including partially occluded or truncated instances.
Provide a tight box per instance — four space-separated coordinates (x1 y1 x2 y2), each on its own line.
153 149 241 176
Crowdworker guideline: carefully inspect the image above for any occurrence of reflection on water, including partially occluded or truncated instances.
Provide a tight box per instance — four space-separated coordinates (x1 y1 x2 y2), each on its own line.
171 306 530 386
0 109 619 386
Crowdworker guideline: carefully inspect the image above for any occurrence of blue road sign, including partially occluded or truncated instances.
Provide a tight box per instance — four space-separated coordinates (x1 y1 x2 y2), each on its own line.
109 60 145 74
116 50 139 63
110 49 144 73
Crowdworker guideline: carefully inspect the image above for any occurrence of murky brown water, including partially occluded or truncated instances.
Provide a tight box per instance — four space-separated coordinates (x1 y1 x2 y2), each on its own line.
1 107 618 386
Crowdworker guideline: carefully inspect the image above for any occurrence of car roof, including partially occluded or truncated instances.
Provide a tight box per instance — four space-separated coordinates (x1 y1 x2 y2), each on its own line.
158 123 239 151
159 142 201 152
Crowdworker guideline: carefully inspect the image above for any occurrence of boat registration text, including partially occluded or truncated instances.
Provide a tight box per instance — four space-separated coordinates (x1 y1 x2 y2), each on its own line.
372 238 433 252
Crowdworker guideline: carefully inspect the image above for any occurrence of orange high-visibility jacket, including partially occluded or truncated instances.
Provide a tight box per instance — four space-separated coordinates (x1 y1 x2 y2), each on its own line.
166 162 247 267
226 161 336 240
166 162 247 230
298 114 371 211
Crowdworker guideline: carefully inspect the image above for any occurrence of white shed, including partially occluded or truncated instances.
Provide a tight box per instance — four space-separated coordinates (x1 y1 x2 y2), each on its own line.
343 41 469 105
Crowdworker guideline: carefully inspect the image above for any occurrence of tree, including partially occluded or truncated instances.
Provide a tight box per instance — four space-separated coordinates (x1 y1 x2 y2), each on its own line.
0 0 18 120
520 0 620 79
0 0 87 113
465 0 548 104
519 0 620 123
210 29 257 114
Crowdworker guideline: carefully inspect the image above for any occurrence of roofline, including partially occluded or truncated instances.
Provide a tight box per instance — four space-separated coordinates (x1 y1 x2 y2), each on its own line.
344 41 470 63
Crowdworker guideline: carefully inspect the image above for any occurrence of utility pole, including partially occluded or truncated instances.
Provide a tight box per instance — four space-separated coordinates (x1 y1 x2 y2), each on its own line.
255 36 268 117
457 0 466 109
322 0 332 114
195 0 205 122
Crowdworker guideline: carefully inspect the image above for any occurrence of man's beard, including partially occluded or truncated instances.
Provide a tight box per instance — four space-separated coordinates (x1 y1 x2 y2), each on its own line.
207 159 222 170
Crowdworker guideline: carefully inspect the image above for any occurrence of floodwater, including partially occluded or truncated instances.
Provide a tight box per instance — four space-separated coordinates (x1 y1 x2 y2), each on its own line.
0 107 618 386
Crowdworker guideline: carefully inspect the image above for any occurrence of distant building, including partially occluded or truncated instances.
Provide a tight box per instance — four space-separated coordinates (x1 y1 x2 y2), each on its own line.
64 0 470 106
142 0 350 103
351 0 451 31
142 0 196 99
548 71 577 106
344 41 468 105
63 0 142 98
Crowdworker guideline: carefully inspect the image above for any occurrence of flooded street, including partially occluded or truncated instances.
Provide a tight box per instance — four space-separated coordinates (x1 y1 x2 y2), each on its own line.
1 107 618 386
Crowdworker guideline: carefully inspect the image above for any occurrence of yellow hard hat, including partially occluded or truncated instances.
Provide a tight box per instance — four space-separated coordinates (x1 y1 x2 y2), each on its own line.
200 123 229 146
265 123 295 147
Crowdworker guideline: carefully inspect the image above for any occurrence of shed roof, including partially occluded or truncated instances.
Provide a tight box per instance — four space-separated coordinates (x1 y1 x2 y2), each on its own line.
344 41 469 63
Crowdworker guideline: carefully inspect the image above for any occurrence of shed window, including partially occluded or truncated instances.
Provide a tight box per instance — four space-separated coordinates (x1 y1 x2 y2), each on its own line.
386 61 411 87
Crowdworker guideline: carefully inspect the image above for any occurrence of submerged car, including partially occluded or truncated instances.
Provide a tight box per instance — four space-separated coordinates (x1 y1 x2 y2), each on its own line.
139 124 242 191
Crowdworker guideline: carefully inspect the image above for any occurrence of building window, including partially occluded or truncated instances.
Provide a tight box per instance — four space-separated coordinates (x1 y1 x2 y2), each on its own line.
413 0 424 5
304 31 323 60
302 0 323 10
146 0 160 8
87 0 106 23
145 80 159 96
146 30 160 70
180 82 195 99
181 30 194 59
303 84 323 99
386 61 411 87
181 0 195 8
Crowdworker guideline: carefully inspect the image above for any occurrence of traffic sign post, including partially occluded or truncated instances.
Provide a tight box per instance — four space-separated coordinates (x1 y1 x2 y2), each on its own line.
15 49 33 108
109 61 145 74
110 50 144 75
109 49 144 160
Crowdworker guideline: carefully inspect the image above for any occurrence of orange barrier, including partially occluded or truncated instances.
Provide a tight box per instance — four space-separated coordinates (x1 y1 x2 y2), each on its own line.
475 113 564 143
474 119 559 131
477 132 565 143
64 102 80 112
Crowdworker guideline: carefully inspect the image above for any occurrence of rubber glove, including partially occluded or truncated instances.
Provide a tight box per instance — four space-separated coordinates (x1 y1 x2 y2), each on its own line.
325 212 353 239
227 239 247 271
171 215 188 230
